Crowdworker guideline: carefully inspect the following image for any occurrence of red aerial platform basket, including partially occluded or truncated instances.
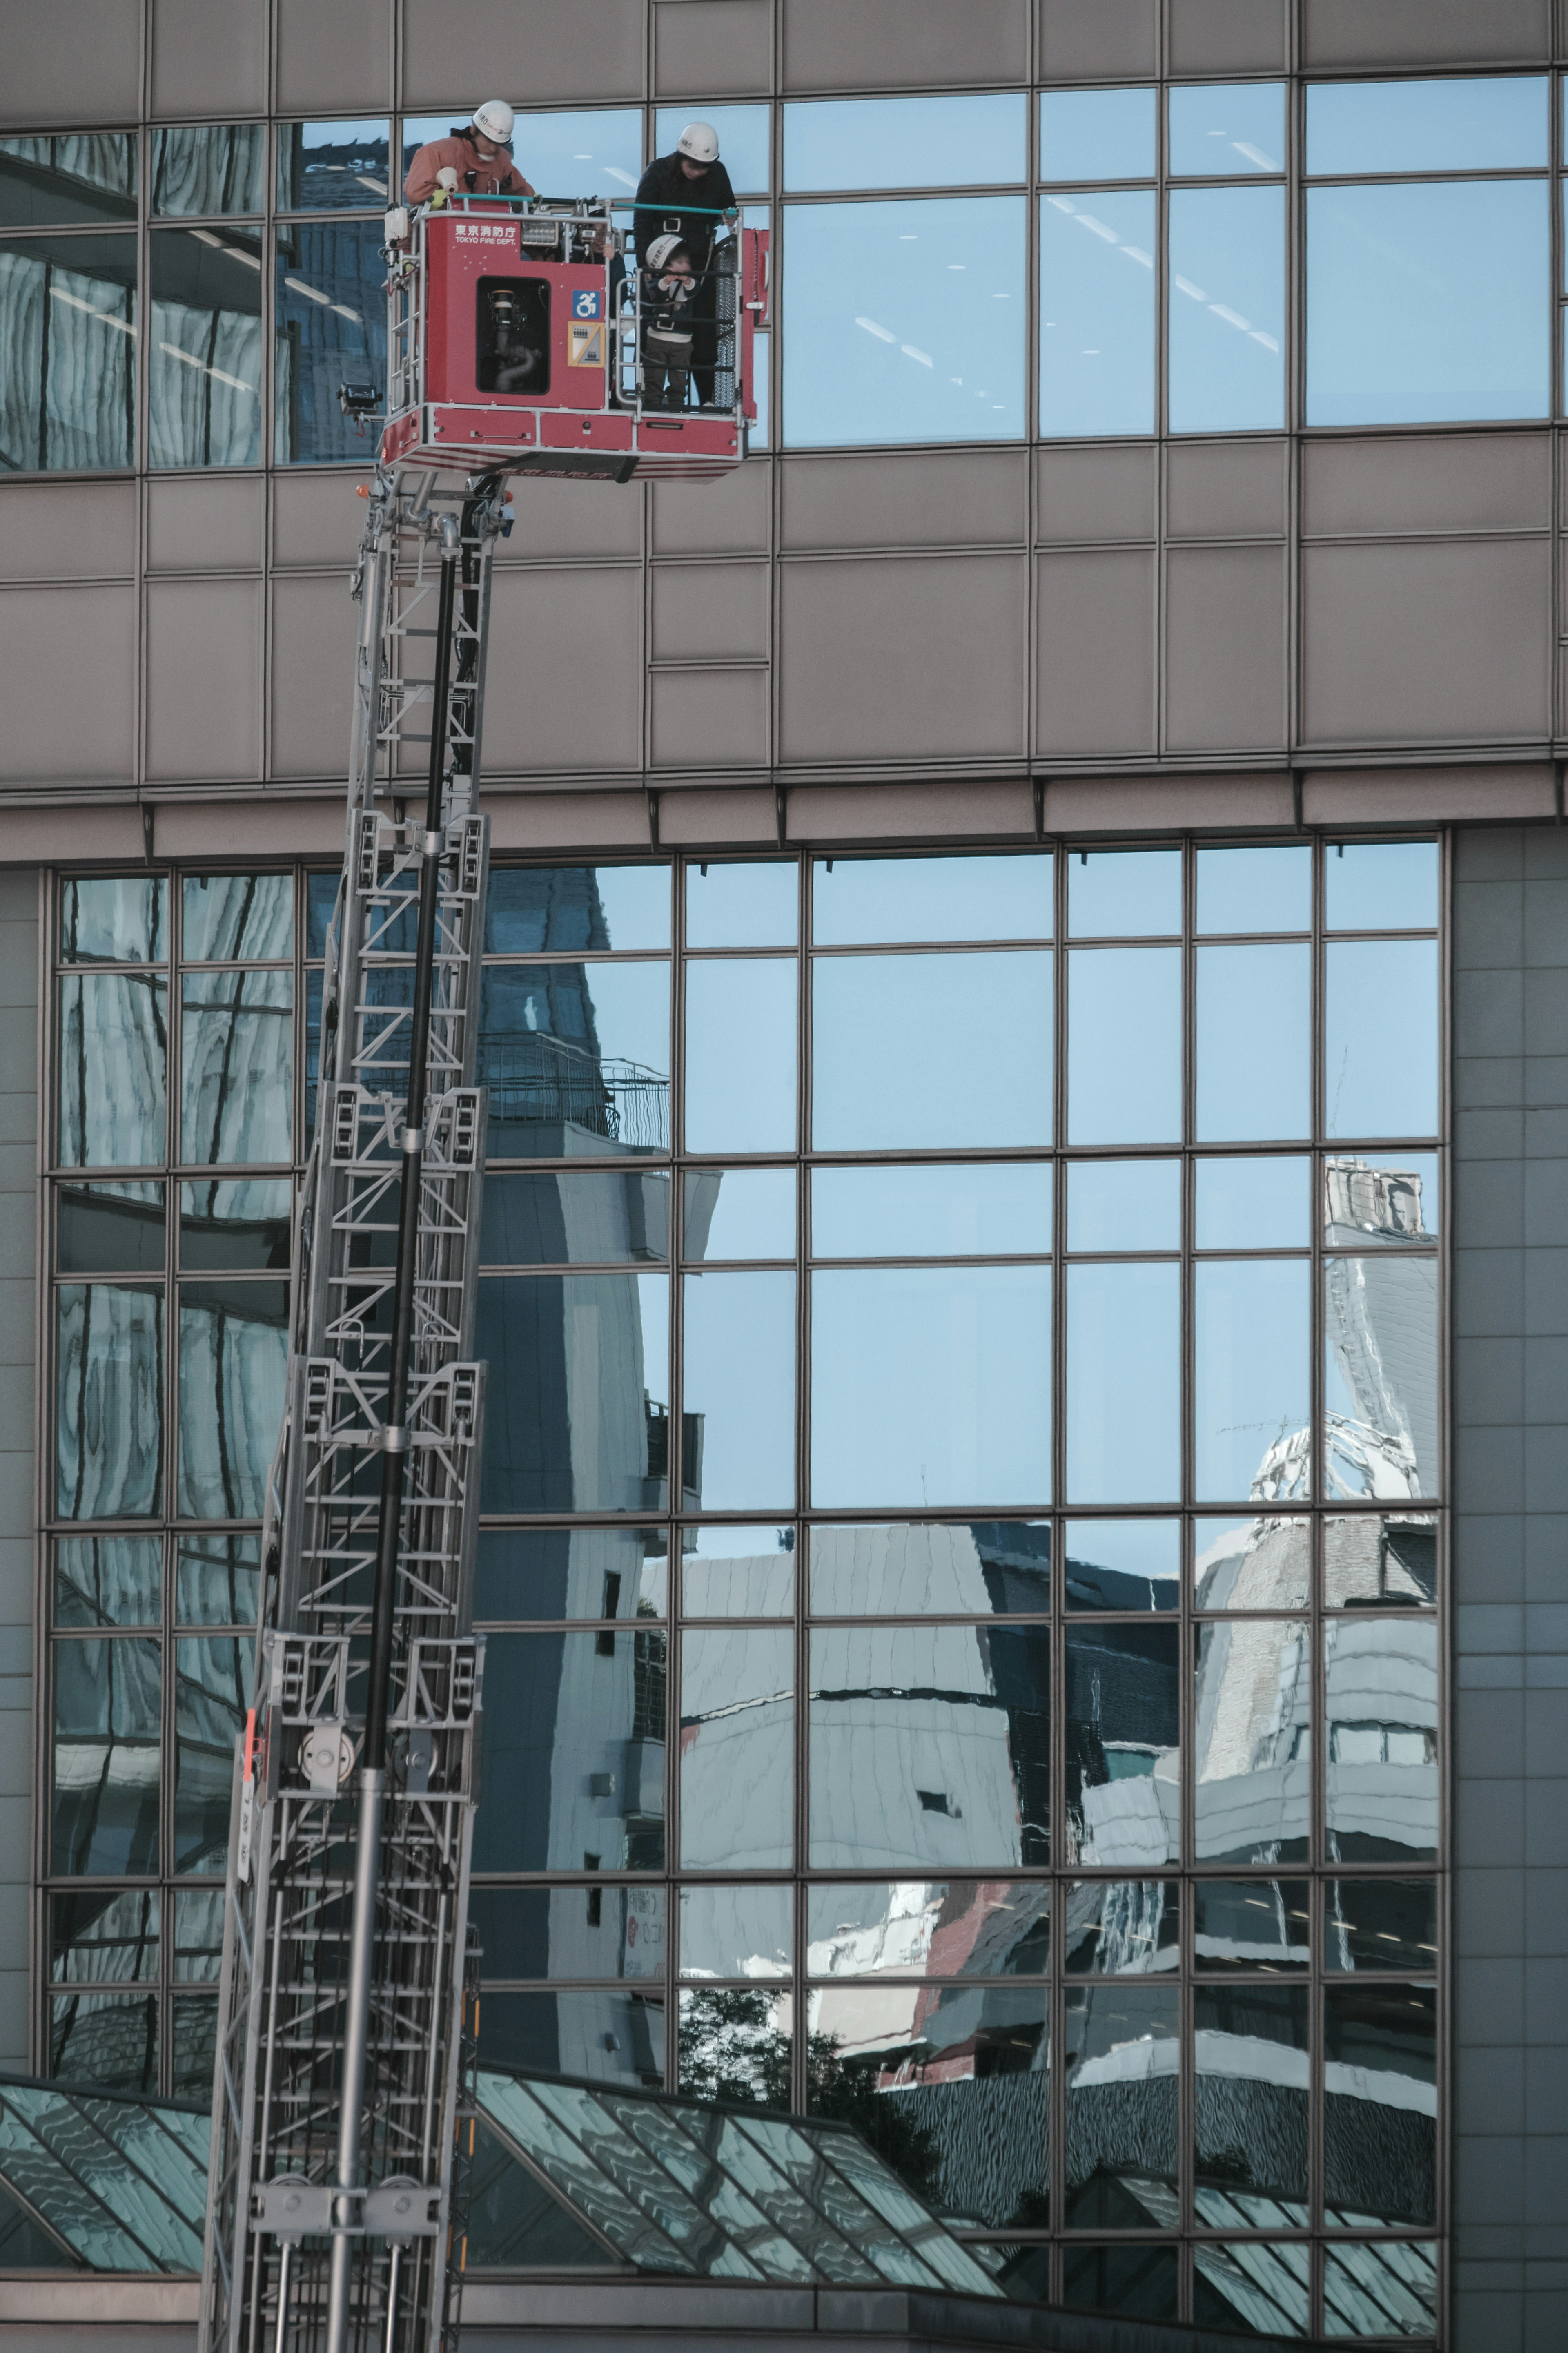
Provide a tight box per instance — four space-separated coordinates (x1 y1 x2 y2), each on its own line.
376 195 768 482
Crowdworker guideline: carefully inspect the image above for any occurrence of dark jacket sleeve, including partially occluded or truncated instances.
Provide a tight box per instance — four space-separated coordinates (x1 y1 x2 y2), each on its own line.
631 160 669 263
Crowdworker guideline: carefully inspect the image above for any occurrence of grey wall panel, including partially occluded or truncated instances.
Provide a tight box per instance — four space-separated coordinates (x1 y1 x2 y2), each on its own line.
1166 440 1288 542
783 0 1027 91
271 472 372 571
652 562 769 662
1164 544 1286 754
146 475 265 573
1037 0 1158 81
270 574 360 780
1303 0 1550 65
402 0 645 107
1035 445 1158 545
1301 540 1550 746
654 2 773 97
0 585 135 783
144 576 262 782
1167 0 1289 73
481 567 644 774
0 870 37 2073
151 0 267 119
1302 435 1553 542
503 477 644 565
652 463 770 557
780 451 1028 552
0 484 136 582
778 554 1027 765
276 0 393 116
1035 548 1156 757
1 0 140 127
650 669 770 768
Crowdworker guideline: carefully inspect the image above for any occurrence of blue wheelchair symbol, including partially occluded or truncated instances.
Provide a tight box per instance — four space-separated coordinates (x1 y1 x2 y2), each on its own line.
572 290 604 320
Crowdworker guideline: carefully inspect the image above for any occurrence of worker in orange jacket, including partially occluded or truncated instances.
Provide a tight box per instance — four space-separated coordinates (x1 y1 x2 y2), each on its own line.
404 100 535 204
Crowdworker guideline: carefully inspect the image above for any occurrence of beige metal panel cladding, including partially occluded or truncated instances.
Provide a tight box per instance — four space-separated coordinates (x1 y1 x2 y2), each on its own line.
653 560 769 661
270 572 361 779
654 1 773 97
146 475 266 573
1166 440 1288 542
501 476 644 565
777 552 1027 764
650 668 770 769
1301 538 1552 745
1033 546 1156 757
0 0 140 126
1035 446 1158 546
1303 0 1551 65
272 472 373 570
0 584 135 782
145 575 263 781
151 0 268 119
481 565 644 773
783 0 1028 91
1168 0 1289 74
1302 435 1553 542
653 464 771 558
0 484 137 582
780 451 1028 553
276 0 393 116
402 0 646 106
1037 0 1158 82
1165 543 1287 754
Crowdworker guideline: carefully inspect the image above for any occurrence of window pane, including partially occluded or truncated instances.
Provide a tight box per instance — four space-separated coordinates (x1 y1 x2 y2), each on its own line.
516 108 643 203
151 124 265 215
813 1163 1051 1260
55 1534 162 1629
1063 1520 1179 1613
1169 84 1286 177
1062 2244 1178 2320
1195 1155 1308 1250
487 864 670 953
1323 1986 1437 2225
1326 1152 1439 1245
477 1272 668 1513
60 876 168 964
782 197 1026 448
56 1284 163 1519
478 1987 665 2088
1069 847 1181 936
52 1635 160 1873
1064 1624 1180 1868
473 1525 667 1623
809 1521 1050 1616
174 1635 246 1872
1194 1514 1310 1610
276 119 391 212
1194 1879 1309 1972
57 1181 165 1275
1196 844 1310 934
682 1269 795 1510
655 105 769 195
1194 1619 1311 1863
1325 1513 1436 1609
684 959 797 1153
809 1624 1049 1869
51 1887 159 1983
176 1531 261 1626
682 1625 793 1868
811 1265 1052 1509
483 1170 672 1266
815 952 1052 1151
171 1996 219 2096
1194 1260 1309 1502
685 860 795 948
1307 181 1549 425
1039 189 1156 438
680 1524 794 1618
273 221 387 461
1063 1882 1179 1975
677 1987 793 2109
679 1882 791 1979
0 233 136 471
0 134 137 227
1326 840 1438 932
177 1280 288 1519
1307 75 1547 175
1325 1254 1439 1500
58 974 167 1168
1064 1983 1177 2227
470 1883 667 1980
1067 1261 1180 1504
179 1177 292 1271
1194 1984 1308 2216
813 852 1051 946
1169 185 1284 433
1067 1159 1178 1253
1067 949 1181 1145
784 94 1026 192
181 971 293 1164
183 872 293 961
1325 1879 1438 1973
1196 944 1310 1142
50 1995 159 2095
806 1881 1050 1978
479 962 670 1159
1325 1617 1438 1862
1322 2242 1439 2341
476 1628 668 1871
1040 87 1156 182
1193 2241 1310 2333
683 1168 793 1261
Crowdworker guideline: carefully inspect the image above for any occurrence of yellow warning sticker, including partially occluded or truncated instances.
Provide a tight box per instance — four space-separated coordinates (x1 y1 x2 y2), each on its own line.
569 322 607 368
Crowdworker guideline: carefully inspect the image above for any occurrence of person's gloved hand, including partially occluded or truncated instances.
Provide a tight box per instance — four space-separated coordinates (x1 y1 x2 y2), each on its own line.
436 167 459 192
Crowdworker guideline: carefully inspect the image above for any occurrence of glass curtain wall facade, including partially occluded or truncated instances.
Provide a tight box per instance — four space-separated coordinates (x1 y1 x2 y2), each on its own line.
42 841 1443 2339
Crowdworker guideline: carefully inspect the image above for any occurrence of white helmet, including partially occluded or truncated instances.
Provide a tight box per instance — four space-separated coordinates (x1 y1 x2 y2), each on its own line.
676 120 719 165
646 233 688 270
471 99 515 145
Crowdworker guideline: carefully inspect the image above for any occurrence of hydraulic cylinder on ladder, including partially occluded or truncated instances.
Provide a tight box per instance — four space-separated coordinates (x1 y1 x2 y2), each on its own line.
199 189 764 2353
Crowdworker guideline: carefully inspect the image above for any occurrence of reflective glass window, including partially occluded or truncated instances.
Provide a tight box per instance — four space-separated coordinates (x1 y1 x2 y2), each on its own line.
1063 1520 1179 1613
51 1886 159 1984
488 863 670 953
479 962 670 1160
276 120 391 212
55 1284 163 1519
679 1883 792 1979
58 972 168 1168
686 860 795 948
811 1265 1051 1509
1325 1253 1439 1500
477 1629 669 1872
1322 2242 1439 2340
1325 1514 1437 1609
61 876 168 964
1325 1879 1438 1973
176 1280 288 1520
1039 88 1156 183
1194 1984 1308 2217
812 1163 1051 1260
183 873 292 961
1169 85 1286 178
1062 2244 1178 2320
655 106 769 195
1064 1624 1180 1868
1325 1152 1439 1247
1194 1155 1308 1250
180 971 292 1164
1325 1618 1438 1862
1038 189 1156 439
809 1625 1050 1869
151 125 265 216
1196 844 1310 934
149 225 264 466
0 232 136 472
1067 949 1181 1146
680 1524 795 1617
179 1177 292 1271
782 197 1026 447
682 1625 793 1868
684 1167 793 1261
1194 1259 1309 1501
1194 1619 1311 1864
809 1521 1050 1617
483 1170 672 1266
50 1994 160 2095
173 1635 246 1872
813 853 1051 945
1322 1986 1437 2226
1168 185 1285 433
1325 840 1438 932
1067 1158 1179 1253
1306 76 1547 176
1193 1879 1310 1973
1065 1261 1180 1503
175 1532 261 1626
476 1272 669 1514
1069 847 1180 936
1194 1514 1310 1610
55 1534 162 1630
0 134 136 227
784 94 1027 192
682 1269 795 1510
1196 945 1310 1142
684 959 797 1153
677 1987 793 2110
1064 1884 1178 1981
273 221 387 461
814 950 1051 1151
479 1987 666 2088
52 1636 161 1874
1063 1983 1177 2227
806 1881 1050 1979
57 1180 165 1275
470 1883 668 1980
473 1524 667 1623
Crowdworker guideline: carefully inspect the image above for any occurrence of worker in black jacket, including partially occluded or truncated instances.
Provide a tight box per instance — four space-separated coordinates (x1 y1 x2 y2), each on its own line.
632 122 737 407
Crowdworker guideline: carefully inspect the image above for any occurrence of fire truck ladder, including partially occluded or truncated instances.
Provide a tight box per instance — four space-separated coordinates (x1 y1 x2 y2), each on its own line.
199 464 508 2353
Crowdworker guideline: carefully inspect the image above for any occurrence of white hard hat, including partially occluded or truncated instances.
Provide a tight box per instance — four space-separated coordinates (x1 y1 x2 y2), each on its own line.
676 120 719 165
471 99 515 144
646 233 687 270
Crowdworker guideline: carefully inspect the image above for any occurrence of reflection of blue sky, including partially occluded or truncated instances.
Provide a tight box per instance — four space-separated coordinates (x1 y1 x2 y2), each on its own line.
686 1167 795 1260
1194 1260 1309 1500
683 1270 795 1508
1067 948 1180 1146
813 853 1051 946
1196 845 1310 935
1067 1159 1179 1252
685 959 796 1153
785 94 1026 192
1067 1261 1180 1503
1197 944 1310 1142
1195 1156 1309 1249
1325 942 1439 1138
1065 1517 1180 1584
814 951 1051 1151
687 859 796 947
1069 848 1180 937
1325 841 1437 932
813 1162 1051 1258
1307 75 1546 175
1040 87 1155 183
1169 83 1285 177
812 1265 1051 1508
1040 188 1155 437
656 105 770 194
1169 185 1284 432
783 197 1025 448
